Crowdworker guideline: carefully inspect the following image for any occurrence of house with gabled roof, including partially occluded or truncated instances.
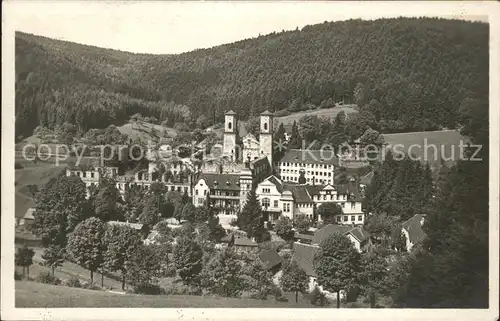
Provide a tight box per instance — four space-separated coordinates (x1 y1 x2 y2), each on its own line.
401 214 426 252
255 175 366 225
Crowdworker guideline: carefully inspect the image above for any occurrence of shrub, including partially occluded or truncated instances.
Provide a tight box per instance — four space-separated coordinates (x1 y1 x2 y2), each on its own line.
36 272 61 285
164 264 177 278
133 283 165 295
81 281 102 291
229 219 238 227
164 283 202 296
65 276 81 288
15 162 24 169
309 286 328 306
272 287 288 302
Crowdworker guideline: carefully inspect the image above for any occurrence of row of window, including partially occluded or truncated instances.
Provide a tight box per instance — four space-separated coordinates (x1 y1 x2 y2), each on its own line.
74 171 96 179
280 169 332 177
280 176 332 185
261 198 279 208
336 215 363 222
280 162 333 169
194 189 208 196
210 190 240 197
314 194 347 201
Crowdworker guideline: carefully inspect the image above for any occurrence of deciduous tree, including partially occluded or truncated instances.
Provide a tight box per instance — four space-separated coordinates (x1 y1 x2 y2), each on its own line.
280 261 308 303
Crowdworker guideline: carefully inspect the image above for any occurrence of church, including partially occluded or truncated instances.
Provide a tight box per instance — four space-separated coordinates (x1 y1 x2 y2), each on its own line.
192 110 275 227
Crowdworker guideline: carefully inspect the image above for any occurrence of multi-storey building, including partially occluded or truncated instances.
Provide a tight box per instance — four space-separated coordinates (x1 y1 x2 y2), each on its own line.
255 175 365 225
277 149 338 185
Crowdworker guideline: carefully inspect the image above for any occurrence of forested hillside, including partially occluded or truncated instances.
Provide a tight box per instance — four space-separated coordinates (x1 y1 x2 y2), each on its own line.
15 17 488 139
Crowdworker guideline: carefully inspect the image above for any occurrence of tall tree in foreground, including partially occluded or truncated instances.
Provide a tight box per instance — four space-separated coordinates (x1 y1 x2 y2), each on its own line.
41 244 65 276
66 217 106 284
200 248 243 297
280 261 308 303
314 233 361 308
173 236 203 285
359 249 389 307
125 244 161 291
15 246 35 278
104 224 143 290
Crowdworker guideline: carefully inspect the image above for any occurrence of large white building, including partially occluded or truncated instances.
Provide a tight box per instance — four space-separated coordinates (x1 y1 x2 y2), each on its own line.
255 175 365 225
277 149 338 185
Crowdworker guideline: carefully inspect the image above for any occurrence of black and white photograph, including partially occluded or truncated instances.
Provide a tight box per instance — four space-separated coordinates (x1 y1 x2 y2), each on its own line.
1 1 499 320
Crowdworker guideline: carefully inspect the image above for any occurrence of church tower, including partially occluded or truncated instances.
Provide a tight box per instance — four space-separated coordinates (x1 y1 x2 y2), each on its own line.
223 110 237 162
259 110 274 167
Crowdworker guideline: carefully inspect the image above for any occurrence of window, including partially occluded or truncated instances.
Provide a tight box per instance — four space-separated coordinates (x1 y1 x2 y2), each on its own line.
264 122 268 131
274 200 279 207
83 172 87 178
198 198 204 205
204 190 207 196
262 198 270 208
262 188 270 193
195 189 199 196
343 216 348 222
336 216 341 222
90 172 94 178
358 215 363 221
351 202 355 209
351 216 355 221
228 121 232 130
323 195 327 200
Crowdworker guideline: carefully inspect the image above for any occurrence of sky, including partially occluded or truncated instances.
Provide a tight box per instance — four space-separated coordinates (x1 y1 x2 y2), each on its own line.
7 1 490 55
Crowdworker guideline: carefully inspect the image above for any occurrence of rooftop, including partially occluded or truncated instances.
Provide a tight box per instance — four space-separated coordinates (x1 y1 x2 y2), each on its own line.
260 110 274 116
312 224 371 245
292 242 319 277
23 208 36 220
258 249 283 270
225 110 237 115
199 173 241 191
107 220 144 230
279 149 339 166
402 214 426 245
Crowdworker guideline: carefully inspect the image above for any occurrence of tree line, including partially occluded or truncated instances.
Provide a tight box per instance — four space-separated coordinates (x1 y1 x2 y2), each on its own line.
16 17 488 139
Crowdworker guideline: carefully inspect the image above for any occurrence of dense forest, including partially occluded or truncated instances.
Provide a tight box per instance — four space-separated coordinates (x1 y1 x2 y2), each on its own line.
15 17 488 139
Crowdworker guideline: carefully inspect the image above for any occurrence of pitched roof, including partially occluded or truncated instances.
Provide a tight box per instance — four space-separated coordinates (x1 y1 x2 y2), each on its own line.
288 185 313 203
264 175 284 193
260 110 274 116
294 232 314 241
107 221 144 230
279 149 339 166
23 208 35 220
258 249 283 270
199 173 241 191
312 224 353 244
346 226 371 243
292 242 319 277
225 110 237 115
402 214 426 245
360 172 374 186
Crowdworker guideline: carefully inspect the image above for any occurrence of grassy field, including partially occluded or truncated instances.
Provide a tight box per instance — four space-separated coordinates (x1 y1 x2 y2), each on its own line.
118 122 178 142
276 106 358 126
381 129 470 170
15 281 318 308
14 159 67 219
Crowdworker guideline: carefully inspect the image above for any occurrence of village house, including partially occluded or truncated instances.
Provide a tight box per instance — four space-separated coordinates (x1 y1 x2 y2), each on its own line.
255 175 365 225
401 214 427 252
220 231 259 254
18 208 35 227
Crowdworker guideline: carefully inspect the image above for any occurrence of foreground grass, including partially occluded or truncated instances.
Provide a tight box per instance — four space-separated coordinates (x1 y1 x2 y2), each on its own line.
16 281 314 308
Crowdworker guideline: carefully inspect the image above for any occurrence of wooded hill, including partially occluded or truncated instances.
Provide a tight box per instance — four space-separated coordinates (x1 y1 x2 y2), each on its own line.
15 17 488 139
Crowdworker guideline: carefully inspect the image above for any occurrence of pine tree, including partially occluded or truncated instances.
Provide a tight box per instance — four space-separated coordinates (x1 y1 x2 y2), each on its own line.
237 188 265 242
288 121 302 149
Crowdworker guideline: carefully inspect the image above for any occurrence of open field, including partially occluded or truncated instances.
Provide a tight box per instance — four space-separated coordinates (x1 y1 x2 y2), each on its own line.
381 129 470 169
16 281 317 308
276 106 358 127
118 122 178 142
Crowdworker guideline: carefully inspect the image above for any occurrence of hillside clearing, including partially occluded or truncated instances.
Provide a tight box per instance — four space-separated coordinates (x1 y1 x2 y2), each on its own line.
276 106 358 127
117 122 178 142
381 129 470 169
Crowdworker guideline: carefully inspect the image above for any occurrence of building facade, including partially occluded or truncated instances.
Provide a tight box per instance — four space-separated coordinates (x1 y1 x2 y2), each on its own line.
255 175 365 225
277 149 338 185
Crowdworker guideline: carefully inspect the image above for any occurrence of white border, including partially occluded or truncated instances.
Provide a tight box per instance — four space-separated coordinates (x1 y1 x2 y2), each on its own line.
2 1 499 320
